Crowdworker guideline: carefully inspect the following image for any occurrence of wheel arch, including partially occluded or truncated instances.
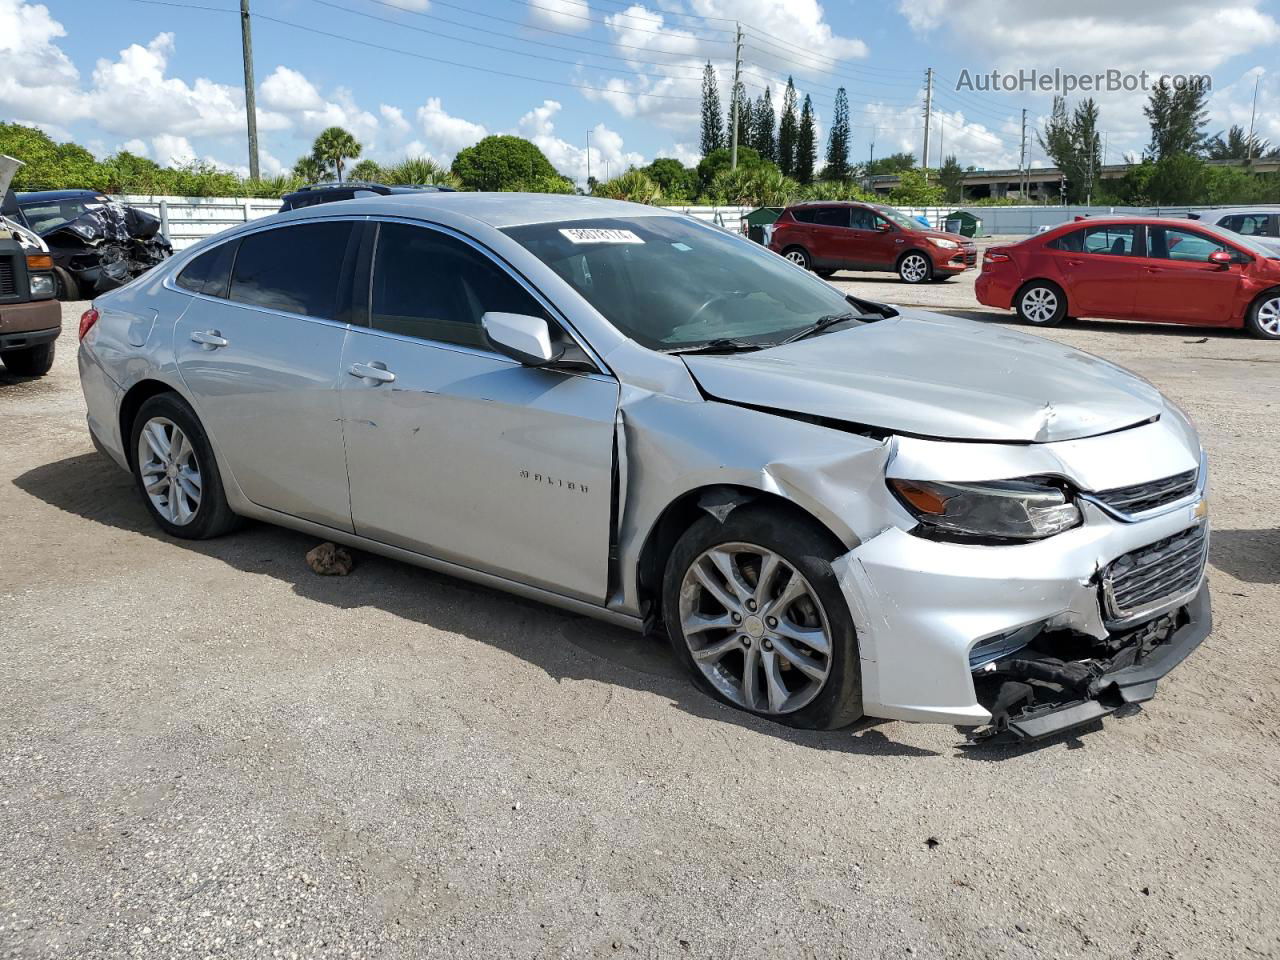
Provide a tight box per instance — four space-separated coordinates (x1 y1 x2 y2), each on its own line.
1014 276 1067 309
1245 285 1280 334
634 484 847 630
118 378 184 468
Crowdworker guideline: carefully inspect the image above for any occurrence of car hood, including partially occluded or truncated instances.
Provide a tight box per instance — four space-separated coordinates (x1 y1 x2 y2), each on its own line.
682 311 1164 443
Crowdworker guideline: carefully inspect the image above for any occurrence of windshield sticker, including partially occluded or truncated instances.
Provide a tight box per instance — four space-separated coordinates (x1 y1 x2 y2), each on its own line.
559 228 644 244
671 242 692 251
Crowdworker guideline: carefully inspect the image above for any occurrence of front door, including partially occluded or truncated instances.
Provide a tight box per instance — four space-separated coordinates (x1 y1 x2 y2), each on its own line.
172 220 358 531
339 221 619 603
1136 225 1244 326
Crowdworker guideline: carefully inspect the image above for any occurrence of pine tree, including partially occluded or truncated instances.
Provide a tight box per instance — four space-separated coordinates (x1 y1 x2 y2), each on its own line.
700 62 724 157
824 87 851 181
777 77 798 176
726 81 752 152
1144 77 1209 160
796 94 817 184
751 88 775 162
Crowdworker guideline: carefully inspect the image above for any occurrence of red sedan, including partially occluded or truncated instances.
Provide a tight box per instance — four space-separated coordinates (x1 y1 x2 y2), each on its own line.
767 201 976 284
976 216 1280 338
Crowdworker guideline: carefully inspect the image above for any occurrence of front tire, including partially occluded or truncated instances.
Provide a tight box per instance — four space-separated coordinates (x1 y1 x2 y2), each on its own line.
1015 281 1068 327
897 251 932 284
661 505 863 730
1246 291 1280 339
1 342 55 376
130 393 240 539
53 268 80 302
782 247 812 271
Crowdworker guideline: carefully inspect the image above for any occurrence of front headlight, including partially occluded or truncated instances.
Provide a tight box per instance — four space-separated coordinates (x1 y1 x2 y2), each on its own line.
29 273 55 298
931 237 959 249
888 477 1081 542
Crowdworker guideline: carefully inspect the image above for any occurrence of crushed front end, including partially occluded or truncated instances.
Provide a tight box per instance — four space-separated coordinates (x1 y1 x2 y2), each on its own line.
44 201 172 296
831 413 1212 741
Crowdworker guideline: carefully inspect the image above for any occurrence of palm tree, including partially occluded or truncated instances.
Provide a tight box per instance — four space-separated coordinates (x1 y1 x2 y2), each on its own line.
292 154 327 183
592 169 662 204
348 159 385 182
382 156 460 188
310 127 362 183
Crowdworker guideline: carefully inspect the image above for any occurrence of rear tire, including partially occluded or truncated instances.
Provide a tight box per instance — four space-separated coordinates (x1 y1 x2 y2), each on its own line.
897 251 932 284
816 268 836 279
1246 291 1280 339
782 247 812 271
1015 281 1068 327
661 504 863 730
130 393 241 540
1 342 55 377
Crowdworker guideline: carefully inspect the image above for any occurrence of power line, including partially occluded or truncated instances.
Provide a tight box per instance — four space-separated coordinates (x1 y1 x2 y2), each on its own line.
492 0 735 37
304 0 707 83
739 26 919 77
346 0 721 71
124 0 703 100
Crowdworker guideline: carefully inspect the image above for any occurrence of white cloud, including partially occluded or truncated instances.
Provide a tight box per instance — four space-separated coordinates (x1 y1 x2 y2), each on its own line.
150 134 196 167
260 65 326 112
0 0 86 124
415 97 487 161
517 98 643 183
527 0 590 32
121 138 148 156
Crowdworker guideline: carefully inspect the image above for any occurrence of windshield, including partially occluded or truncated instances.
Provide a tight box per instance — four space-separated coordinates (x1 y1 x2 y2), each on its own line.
875 205 923 231
19 196 106 233
502 216 861 351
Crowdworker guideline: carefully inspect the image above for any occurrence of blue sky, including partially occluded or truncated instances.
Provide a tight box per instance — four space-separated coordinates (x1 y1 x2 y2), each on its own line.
3 0 1279 185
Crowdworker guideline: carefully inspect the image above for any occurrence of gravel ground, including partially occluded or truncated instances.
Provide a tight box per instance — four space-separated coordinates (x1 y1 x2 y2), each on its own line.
2 260 1279 959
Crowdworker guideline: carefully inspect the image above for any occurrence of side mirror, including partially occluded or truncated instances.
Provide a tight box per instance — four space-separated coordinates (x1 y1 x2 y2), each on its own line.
1208 250 1233 268
482 312 564 367
877 222 893 232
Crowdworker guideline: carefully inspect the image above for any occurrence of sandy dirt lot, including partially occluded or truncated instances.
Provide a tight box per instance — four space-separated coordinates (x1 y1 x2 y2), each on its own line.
2 261 1278 958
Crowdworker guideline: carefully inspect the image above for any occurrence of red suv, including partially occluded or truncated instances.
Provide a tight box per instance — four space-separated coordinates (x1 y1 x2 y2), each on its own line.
766 202 976 283
976 217 1280 339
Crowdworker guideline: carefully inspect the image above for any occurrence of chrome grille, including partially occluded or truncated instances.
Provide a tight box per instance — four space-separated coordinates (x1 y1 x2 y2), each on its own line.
1095 469 1197 515
1102 524 1207 622
0 257 15 297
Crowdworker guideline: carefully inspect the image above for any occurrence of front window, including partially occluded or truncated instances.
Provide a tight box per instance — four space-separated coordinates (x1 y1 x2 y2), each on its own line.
502 216 862 351
874 206 922 230
19 196 109 233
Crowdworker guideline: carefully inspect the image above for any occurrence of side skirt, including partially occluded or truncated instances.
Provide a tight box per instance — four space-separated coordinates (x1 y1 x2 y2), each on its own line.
234 500 647 633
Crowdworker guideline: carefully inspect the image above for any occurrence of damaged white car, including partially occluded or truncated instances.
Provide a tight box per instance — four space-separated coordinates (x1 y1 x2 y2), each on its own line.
77 194 1211 741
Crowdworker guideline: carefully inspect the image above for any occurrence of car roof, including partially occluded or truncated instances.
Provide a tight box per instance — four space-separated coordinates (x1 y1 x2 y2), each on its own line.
1037 215 1246 241
16 189 107 202
283 191 673 229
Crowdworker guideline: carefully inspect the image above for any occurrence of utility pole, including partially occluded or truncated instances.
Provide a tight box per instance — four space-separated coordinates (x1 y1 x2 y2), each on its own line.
585 129 591 191
240 0 260 181
1019 108 1027 201
1247 75 1261 163
921 67 934 180
730 22 743 170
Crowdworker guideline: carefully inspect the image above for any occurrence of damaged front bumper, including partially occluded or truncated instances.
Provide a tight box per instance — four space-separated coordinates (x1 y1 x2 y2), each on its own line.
832 490 1211 737
969 584 1210 740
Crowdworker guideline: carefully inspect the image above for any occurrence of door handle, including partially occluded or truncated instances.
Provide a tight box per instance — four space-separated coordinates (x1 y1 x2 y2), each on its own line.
190 330 228 348
348 362 396 384
1146 267 1164 274
1065 259 1083 268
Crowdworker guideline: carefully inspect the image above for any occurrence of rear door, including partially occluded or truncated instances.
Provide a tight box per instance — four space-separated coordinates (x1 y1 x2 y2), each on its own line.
1046 223 1139 318
172 220 358 531
807 206 849 268
1135 224 1244 325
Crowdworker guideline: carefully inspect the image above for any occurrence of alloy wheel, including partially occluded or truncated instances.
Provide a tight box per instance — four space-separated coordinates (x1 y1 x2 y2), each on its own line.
137 416 203 525
784 250 808 268
1021 287 1058 323
678 542 833 715
900 254 929 283
1257 297 1280 336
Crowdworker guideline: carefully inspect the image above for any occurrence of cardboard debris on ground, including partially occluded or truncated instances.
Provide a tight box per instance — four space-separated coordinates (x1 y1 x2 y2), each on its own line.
305 542 354 576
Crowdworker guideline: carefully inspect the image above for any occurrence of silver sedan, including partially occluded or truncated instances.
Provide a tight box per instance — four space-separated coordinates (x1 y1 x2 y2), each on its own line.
77 193 1211 741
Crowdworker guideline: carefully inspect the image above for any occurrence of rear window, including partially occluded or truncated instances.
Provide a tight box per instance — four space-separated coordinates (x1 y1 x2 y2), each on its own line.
812 207 849 227
1048 224 1137 255
229 221 355 318
176 240 238 298
790 208 818 224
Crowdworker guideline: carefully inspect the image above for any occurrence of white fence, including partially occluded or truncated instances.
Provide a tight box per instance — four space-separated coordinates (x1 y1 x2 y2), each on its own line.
111 195 965 250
